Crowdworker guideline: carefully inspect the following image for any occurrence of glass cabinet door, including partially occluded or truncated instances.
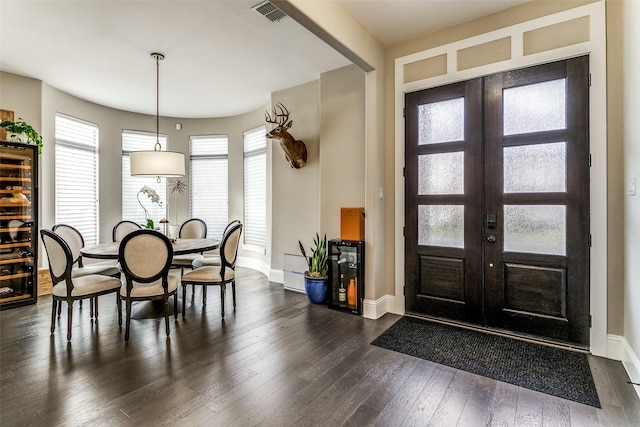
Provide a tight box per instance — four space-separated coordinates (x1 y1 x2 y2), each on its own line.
328 239 364 315
0 141 37 309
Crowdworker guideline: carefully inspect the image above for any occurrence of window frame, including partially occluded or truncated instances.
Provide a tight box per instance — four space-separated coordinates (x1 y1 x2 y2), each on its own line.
54 113 100 245
243 125 267 251
189 135 229 239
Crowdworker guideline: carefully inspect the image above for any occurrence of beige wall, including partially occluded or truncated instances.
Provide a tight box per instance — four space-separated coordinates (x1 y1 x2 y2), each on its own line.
0 73 41 131
278 0 388 303
319 65 366 239
622 0 640 370
269 66 367 274
606 0 625 336
269 80 321 270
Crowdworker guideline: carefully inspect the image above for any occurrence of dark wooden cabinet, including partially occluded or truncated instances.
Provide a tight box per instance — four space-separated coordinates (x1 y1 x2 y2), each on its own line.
0 141 38 309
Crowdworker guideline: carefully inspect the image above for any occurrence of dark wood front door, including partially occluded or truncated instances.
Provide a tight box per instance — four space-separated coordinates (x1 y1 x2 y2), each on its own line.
404 57 590 346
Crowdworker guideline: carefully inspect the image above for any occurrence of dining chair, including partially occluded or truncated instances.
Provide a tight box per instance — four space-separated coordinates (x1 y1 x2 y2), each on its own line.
118 229 178 342
181 222 242 318
171 218 207 271
192 219 241 269
40 229 122 341
52 223 120 316
112 220 142 242
53 224 119 278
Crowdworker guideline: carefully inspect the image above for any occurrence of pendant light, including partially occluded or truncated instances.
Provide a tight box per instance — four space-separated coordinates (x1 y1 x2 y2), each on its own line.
130 52 185 181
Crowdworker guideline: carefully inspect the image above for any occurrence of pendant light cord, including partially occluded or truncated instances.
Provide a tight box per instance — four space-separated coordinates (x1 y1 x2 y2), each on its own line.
155 54 161 152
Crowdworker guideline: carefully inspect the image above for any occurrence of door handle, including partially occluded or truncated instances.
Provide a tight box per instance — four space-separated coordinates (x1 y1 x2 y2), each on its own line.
487 214 496 229
486 235 496 243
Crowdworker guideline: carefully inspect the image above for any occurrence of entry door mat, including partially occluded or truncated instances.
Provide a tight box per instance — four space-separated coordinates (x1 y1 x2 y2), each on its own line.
371 316 600 407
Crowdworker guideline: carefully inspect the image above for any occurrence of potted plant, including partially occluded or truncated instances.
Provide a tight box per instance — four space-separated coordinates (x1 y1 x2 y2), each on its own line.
137 185 163 229
298 232 329 304
0 118 43 154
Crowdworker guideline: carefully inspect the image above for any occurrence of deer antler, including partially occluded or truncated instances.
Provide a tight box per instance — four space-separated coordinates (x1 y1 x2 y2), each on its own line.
265 102 290 126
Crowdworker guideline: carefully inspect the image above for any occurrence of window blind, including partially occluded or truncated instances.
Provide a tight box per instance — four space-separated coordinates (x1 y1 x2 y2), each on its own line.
243 126 267 247
190 135 228 239
122 131 167 226
55 114 99 245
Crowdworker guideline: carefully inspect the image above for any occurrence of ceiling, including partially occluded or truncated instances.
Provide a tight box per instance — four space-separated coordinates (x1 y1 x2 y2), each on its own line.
0 0 529 119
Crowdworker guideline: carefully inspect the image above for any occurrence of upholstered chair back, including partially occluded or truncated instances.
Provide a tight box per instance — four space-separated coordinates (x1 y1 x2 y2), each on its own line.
223 220 241 237
221 222 242 269
179 218 207 239
52 224 84 265
40 229 73 287
113 220 142 242
119 230 173 287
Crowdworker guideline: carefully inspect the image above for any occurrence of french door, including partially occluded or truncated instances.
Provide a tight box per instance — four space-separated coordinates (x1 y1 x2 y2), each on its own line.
404 57 590 346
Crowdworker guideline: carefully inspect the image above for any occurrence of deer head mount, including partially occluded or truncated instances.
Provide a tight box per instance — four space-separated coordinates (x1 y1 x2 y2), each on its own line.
265 103 307 169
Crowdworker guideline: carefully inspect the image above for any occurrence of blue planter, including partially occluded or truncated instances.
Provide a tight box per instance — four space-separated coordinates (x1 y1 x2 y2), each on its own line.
304 276 328 304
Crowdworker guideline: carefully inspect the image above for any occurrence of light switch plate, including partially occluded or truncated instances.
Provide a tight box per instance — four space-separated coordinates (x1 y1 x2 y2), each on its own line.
628 177 636 196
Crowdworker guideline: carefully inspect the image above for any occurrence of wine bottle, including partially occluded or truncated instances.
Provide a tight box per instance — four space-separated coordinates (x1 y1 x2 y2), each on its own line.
347 278 356 306
338 273 346 302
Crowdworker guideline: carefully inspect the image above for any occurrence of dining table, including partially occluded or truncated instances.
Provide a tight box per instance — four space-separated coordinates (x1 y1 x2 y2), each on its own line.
80 237 220 260
80 237 220 319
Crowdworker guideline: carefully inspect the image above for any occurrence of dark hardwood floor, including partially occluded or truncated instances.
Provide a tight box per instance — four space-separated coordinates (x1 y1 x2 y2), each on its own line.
1 268 639 426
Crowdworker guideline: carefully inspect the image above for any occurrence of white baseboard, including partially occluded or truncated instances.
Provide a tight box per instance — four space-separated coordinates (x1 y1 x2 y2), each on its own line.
607 334 625 361
607 334 640 400
363 295 396 319
269 268 284 284
237 256 271 279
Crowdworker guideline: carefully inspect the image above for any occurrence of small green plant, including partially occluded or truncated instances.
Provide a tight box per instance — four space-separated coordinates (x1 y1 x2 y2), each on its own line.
298 232 328 278
0 118 43 154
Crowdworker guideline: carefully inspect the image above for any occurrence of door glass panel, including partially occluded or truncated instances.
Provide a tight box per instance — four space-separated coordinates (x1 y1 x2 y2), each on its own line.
504 142 566 193
504 205 566 255
419 97 464 145
503 79 566 135
419 152 464 195
418 205 464 248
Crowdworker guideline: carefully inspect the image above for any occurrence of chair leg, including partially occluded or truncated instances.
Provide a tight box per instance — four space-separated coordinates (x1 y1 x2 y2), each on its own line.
50 297 57 334
57 301 62 316
67 302 73 341
220 284 226 318
174 293 178 318
203 284 207 305
125 300 132 342
232 281 236 309
164 296 170 337
94 297 99 319
116 293 122 326
182 285 187 317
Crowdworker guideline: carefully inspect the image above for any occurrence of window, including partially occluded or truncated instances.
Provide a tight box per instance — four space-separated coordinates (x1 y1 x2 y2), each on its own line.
243 126 267 247
122 131 167 226
55 114 99 245
190 135 228 238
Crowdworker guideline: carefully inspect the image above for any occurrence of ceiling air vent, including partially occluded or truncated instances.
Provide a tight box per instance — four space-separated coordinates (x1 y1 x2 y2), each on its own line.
251 1 287 22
